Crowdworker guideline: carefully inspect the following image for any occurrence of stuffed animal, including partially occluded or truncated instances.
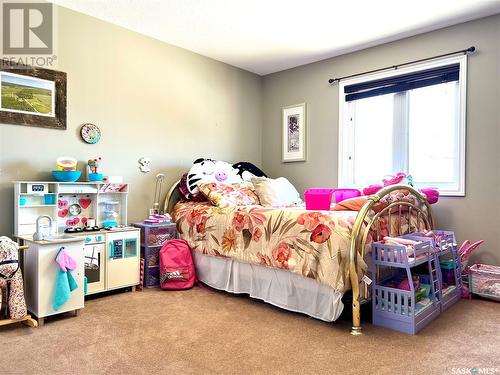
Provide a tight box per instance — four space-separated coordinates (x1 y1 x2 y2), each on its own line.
420 188 439 204
363 172 439 205
382 172 414 187
185 158 242 197
363 184 383 195
0 237 27 319
232 161 267 181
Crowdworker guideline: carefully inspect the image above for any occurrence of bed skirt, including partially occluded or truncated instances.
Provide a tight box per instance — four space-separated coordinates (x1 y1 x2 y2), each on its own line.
193 252 344 322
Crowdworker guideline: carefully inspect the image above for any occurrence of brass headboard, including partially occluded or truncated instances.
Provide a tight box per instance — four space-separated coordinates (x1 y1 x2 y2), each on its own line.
164 179 181 214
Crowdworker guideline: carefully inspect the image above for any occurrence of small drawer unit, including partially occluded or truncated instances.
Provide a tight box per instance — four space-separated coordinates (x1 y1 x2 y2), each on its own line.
133 222 176 288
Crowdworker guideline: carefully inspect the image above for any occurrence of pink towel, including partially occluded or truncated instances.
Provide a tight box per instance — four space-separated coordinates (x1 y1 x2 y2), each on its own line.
55 248 77 272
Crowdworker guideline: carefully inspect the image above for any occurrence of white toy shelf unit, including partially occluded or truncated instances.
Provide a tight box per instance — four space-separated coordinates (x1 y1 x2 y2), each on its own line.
14 181 129 236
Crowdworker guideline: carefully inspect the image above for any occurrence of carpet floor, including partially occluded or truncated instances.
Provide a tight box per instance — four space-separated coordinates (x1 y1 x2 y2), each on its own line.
0 287 499 375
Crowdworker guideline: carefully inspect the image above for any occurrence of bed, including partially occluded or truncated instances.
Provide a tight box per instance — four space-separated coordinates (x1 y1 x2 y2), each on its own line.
164 182 434 335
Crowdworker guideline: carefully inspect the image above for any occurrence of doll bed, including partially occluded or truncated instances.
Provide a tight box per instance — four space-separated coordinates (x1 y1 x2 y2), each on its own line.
165 183 434 335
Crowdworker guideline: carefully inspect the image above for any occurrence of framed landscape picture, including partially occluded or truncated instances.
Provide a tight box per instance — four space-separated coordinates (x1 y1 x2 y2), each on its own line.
282 103 306 162
0 60 66 129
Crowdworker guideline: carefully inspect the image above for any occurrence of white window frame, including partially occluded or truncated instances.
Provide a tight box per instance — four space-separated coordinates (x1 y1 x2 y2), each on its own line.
338 54 467 196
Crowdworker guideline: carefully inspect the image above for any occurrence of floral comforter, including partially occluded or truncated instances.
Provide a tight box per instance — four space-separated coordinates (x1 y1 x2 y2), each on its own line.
174 202 367 292
173 185 430 292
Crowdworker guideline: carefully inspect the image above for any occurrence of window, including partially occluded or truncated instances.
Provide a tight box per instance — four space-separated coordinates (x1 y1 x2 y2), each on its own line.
338 55 467 196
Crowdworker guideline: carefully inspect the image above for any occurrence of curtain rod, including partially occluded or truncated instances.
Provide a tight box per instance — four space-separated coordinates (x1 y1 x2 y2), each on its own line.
328 46 475 84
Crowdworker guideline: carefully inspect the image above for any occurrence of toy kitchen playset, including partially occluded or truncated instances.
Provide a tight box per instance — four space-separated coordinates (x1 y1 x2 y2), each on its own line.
14 180 140 325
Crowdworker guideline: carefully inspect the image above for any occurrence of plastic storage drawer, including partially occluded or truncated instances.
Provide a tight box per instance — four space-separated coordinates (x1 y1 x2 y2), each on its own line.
144 266 160 288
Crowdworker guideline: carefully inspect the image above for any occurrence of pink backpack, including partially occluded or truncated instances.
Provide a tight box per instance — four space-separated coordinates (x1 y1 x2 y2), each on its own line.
159 239 197 290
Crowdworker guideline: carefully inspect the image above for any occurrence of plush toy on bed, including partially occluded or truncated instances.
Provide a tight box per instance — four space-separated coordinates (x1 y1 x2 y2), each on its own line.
179 159 268 200
181 158 242 199
232 161 267 181
362 172 440 205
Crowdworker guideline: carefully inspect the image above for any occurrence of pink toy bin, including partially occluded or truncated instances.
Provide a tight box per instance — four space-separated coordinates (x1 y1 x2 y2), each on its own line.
304 188 335 210
332 188 361 203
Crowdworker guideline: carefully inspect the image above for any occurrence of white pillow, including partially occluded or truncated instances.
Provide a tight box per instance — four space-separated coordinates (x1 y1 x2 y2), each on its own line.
251 177 303 207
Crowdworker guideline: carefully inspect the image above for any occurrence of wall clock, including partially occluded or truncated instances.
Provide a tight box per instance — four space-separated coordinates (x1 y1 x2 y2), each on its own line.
80 123 101 144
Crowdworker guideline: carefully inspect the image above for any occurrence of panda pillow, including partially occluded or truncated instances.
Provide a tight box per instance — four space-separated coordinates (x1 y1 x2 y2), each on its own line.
184 158 243 198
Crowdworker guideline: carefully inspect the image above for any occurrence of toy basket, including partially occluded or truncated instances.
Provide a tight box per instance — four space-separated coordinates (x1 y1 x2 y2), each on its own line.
304 188 334 210
469 264 500 302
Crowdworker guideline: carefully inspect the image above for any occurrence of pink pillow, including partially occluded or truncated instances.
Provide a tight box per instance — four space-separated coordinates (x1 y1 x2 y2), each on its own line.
332 197 385 212
332 197 367 211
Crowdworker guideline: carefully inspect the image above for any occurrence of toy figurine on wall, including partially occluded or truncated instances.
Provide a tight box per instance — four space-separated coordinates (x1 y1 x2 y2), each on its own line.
138 157 151 173
87 157 103 181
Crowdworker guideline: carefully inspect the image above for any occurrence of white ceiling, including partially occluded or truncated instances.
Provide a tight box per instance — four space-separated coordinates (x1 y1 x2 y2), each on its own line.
50 0 500 75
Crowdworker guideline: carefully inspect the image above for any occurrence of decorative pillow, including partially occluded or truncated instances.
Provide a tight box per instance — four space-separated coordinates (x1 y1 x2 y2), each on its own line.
251 177 302 207
199 183 260 208
332 196 369 211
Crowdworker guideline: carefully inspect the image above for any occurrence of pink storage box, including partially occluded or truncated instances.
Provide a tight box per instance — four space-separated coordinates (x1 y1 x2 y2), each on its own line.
332 188 361 203
304 188 335 210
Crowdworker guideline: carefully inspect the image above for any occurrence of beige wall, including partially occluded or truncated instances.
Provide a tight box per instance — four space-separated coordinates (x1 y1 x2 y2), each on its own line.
262 15 500 265
0 7 262 235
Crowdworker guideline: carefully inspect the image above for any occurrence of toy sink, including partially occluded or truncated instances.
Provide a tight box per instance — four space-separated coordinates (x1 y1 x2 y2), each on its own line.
43 234 79 242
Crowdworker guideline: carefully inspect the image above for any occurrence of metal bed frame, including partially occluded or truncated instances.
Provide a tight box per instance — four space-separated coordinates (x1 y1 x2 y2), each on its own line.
164 181 434 335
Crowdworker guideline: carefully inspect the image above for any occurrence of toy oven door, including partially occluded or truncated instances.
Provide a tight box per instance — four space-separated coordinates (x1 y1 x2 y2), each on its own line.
84 242 105 295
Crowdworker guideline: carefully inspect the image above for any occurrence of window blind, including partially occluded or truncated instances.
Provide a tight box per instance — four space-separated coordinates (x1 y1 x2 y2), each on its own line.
344 64 459 102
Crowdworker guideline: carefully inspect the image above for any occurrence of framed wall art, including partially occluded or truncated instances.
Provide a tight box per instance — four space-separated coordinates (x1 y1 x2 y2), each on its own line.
0 60 67 130
282 103 306 162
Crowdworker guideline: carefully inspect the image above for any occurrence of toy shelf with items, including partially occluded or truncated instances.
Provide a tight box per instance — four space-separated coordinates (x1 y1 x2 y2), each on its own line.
14 182 129 236
402 230 461 312
14 183 59 236
371 237 441 335
133 222 176 288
